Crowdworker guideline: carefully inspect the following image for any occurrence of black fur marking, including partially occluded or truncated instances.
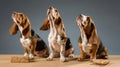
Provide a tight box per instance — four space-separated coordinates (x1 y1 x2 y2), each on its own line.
31 29 48 51
35 39 48 51
55 17 61 25
65 38 73 50
84 23 94 40
22 25 30 36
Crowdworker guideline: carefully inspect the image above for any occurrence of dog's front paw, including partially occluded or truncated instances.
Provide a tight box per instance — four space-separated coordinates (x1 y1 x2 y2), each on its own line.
60 57 66 62
24 53 28 56
78 56 84 61
90 58 96 62
46 57 53 61
29 54 34 59
69 54 74 58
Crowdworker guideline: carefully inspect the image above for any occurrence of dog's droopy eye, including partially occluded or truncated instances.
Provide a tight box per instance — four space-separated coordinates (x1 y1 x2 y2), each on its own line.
16 20 20 24
55 10 58 12
20 14 23 17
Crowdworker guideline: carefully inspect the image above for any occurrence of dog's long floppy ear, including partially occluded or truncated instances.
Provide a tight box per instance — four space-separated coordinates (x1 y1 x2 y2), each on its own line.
40 18 50 30
87 16 96 44
55 17 62 25
87 16 94 26
9 23 18 35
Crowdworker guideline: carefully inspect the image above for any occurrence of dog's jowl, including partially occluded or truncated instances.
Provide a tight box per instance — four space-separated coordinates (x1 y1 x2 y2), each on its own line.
40 7 74 62
76 14 109 64
9 12 49 59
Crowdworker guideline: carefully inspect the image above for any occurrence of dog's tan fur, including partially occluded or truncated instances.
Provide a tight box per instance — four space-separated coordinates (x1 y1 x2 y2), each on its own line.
40 7 74 62
9 12 49 59
76 14 109 65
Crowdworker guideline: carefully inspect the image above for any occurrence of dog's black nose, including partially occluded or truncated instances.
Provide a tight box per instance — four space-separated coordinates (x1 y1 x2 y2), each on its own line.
76 14 82 20
13 12 18 15
49 7 52 10
12 12 17 17
79 14 83 17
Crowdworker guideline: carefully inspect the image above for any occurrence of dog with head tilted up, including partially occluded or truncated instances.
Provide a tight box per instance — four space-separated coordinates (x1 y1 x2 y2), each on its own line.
76 14 109 65
9 12 49 59
40 7 74 62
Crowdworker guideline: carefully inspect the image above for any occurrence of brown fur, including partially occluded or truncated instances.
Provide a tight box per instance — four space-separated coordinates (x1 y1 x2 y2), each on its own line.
40 16 66 37
76 14 109 65
9 12 49 58
40 18 50 30
40 7 74 60
9 23 18 35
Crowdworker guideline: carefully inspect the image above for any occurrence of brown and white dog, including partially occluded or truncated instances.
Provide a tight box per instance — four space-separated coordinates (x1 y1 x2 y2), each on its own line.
76 14 109 64
9 12 49 59
40 7 74 62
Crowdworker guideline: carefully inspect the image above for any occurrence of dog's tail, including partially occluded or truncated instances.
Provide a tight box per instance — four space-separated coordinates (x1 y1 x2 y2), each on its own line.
93 59 109 65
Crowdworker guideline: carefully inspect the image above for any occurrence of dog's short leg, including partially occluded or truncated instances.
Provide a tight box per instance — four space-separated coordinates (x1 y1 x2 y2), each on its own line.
78 42 85 61
47 44 54 61
60 44 66 62
29 53 34 59
68 47 74 58
29 45 35 59
103 47 108 59
23 46 28 57
90 44 97 61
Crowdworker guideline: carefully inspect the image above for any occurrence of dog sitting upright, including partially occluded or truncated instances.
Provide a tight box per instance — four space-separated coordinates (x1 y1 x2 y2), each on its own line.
76 14 109 64
9 12 49 59
40 7 74 62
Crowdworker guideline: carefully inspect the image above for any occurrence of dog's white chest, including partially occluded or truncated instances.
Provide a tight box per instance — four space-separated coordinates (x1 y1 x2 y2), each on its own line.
20 36 31 49
48 34 61 52
82 43 92 55
81 34 92 55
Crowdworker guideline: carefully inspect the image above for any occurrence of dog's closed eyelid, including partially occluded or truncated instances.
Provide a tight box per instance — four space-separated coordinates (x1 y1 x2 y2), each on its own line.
55 10 58 12
16 20 20 24
20 14 22 16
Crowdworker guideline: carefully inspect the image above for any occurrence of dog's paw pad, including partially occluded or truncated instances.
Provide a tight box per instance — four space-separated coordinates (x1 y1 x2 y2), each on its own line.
46 57 53 61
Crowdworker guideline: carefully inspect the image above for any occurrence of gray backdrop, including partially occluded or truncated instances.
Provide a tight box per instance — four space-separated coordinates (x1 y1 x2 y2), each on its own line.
0 0 120 55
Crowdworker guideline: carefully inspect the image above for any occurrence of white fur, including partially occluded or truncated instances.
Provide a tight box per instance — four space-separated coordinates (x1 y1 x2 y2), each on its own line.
82 43 92 55
51 7 60 19
24 52 28 56
47 8 67 62
48 14 61 53
20 36 31 50
48 19 64 61
81 14 87 25
29 53 34 59
12 14 34 59
60 44 65 62
48 32 65 61
18 26 23 33
57 35 61 43
81 14 87 21
80 15 92 55
13 16 31 50
48 34 61 53
12 17 24 33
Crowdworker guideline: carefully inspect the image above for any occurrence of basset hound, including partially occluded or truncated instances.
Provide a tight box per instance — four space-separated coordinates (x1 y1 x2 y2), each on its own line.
9 12 49 59
40 7 74 62
76 14 108 63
